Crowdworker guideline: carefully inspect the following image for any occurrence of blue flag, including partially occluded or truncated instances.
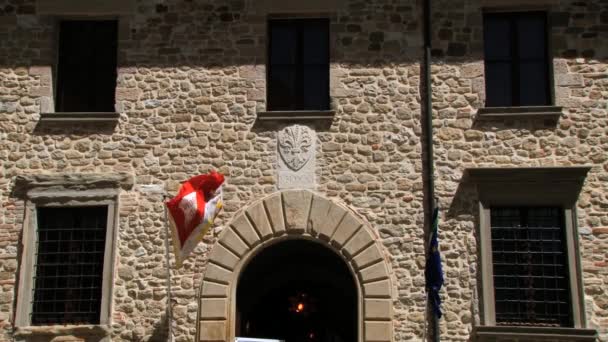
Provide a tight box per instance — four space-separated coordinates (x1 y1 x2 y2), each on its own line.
425 205 444 319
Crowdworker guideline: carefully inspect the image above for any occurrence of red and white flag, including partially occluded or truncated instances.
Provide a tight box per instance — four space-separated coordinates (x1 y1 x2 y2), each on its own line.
165 171 225 267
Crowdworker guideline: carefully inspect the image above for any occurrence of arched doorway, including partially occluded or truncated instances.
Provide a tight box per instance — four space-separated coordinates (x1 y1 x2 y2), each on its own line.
197 190 394 342
236 239 357 341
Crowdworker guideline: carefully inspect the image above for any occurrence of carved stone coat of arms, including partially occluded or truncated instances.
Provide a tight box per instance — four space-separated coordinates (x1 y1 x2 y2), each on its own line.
278 125 314 171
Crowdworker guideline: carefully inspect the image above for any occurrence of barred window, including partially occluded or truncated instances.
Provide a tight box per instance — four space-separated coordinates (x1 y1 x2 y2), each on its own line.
483 12 551 107
32 206 108 325
490 207 572 327
268 19 330 111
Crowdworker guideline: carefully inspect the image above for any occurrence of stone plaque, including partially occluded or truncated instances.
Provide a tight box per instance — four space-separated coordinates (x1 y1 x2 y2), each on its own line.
277 125 316 189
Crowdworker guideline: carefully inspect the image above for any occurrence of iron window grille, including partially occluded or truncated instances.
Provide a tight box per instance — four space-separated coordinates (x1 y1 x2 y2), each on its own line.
31 206 108 325
483 12 551 107
267 19 330 111
490 207 573 327
56 21 118 112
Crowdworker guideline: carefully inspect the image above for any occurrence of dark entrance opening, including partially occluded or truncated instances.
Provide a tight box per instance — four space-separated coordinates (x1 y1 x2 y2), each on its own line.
237 240 357 342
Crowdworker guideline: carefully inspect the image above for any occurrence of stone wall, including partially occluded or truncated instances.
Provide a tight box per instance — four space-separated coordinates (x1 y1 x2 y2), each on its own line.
0 0 425 341
429 0 608 340
0 0 606 341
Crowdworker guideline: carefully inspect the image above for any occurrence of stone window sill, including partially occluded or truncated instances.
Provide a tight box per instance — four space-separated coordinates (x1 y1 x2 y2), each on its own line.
473 326 598 341
37 0 135 15
476 106 562 119
40 112 120 123
257 110 335 122
14 325 111 340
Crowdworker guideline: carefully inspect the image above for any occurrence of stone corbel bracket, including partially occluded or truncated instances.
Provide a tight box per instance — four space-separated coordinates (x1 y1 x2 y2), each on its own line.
13 173 134 200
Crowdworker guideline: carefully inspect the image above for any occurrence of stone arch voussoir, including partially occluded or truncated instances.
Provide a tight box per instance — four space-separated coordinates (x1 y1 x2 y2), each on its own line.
198 190 394 342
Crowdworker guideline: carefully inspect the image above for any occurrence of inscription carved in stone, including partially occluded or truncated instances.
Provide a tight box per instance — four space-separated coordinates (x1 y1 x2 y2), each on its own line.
278 125 313 171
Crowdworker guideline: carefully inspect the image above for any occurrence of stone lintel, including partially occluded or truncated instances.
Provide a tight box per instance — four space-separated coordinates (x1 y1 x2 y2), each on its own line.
465 166 592 184
466 166 592 206
26 189 121 202
14 172 134 198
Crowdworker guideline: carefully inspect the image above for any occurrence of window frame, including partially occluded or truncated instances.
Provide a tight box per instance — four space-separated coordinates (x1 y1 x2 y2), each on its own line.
482 11 553 108
16 199 117 328
13 174 129 335
467 167 590 329
266 18 331 112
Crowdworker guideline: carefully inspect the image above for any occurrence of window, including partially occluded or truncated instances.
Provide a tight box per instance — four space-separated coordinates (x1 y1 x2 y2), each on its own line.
56 21 118 112
32 207 108 325
268 19 330 111
490 207 571 327
483 12 550 107
14 173 130 336
467 167 595 338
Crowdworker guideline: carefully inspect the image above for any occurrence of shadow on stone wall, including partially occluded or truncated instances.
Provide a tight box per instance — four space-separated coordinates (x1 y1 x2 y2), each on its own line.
32 121 119 136
146 312 169 342
471 115 562 131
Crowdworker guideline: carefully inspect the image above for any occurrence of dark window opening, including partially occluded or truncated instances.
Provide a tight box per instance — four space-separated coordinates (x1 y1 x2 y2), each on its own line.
56 21 118 112
490 207 572 327
237 240 357 342
32 206 108 325
268 19 330 111
483 12 551 107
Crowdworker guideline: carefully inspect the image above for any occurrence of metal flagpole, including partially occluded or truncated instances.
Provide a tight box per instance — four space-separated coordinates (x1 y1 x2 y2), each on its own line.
426 201 440 342
423 0 440 339
163 196 174 342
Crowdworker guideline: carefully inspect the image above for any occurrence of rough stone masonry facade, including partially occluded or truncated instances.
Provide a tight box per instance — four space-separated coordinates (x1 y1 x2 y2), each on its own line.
0 0 605 342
